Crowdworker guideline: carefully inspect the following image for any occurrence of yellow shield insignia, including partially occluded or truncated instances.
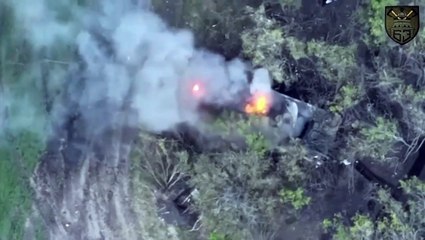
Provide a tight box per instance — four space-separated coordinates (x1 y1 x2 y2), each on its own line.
385 6 420 45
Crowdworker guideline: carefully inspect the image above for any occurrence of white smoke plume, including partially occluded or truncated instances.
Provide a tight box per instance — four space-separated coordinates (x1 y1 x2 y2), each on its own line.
11 0 78 49
2 0 272 139
250 68 272 95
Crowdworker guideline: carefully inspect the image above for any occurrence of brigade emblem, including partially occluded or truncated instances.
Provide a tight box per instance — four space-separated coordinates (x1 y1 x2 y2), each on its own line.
385 6 420 45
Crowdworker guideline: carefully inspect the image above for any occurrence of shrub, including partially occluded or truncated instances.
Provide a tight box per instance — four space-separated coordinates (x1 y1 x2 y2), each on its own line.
349 117 401 162
131 134 185 240
209 231 230 240
325 177 425 240
274 138 310 184
152 0 253 57
187 129 313 239
330 84 362 113
279 187 311 210
211 112 271 155
323 213 375 240
392 85 425 136
189 149 281 239
305 40 357 83
242 5 286 83
284 36 357 89
367 0 398 46
131 133 188 191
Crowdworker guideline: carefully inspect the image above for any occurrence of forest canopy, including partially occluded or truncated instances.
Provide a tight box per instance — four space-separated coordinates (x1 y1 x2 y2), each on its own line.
1 0 425 240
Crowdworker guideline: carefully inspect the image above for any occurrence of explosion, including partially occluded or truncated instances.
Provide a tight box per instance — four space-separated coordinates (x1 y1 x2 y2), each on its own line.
244 92 271 115
191 82 205 98
192 84 200 92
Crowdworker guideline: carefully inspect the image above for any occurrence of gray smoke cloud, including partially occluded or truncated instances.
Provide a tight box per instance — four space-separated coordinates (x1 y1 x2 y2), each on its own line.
1 0 271 142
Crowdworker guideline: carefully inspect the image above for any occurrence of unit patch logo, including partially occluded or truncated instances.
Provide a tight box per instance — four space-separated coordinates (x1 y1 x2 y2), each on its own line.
385 6 420 45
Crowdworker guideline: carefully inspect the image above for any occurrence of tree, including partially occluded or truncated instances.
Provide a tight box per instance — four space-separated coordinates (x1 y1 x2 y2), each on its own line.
151 0 261 58
241 5 286 83
367 0 399 46
184 114 314 240
323 177 425 240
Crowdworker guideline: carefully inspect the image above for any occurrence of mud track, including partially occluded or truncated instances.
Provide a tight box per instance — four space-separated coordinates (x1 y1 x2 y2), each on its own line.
29 111 141 240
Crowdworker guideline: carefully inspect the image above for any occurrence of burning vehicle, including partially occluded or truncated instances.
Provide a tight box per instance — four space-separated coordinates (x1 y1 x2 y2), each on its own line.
158 64 342 227
177 56 341 158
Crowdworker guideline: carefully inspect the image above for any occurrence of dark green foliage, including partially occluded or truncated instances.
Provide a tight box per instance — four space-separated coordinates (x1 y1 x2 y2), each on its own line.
279 187 311 210
2 0 425 239
152 0 260 58
323 177 425 239
186 121 313 239
368 0 398 45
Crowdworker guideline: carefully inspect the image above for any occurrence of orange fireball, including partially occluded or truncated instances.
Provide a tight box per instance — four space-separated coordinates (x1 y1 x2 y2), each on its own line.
245 92 271 115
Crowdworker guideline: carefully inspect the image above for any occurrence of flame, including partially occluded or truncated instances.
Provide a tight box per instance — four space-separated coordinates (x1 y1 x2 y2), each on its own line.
191 82 204 98
245 92 271 115
192 83 200 92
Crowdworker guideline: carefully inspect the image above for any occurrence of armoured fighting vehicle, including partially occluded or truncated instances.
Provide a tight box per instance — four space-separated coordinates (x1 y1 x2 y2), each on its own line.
179 67 342 158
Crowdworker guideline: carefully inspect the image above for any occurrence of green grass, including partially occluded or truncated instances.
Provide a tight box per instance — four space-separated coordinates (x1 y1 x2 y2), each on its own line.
0 136 44 240
0 149 29 240
0 0 84 237
0 2 50 239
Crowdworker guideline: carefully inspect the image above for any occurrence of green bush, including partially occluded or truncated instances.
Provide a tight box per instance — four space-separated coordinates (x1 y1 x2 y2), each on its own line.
325 177 425 240
152 0 253 57
368 0 398 46
209 231 230 240
131 134 184 240
242 5 286 83
274 139 309 184
284 36 357 88
186 130 313 239
306 40 357 83
279 187 311 210
211 113 271 154
131 133 188 191
391 85 425 136
350 117 400 162
189 150 280 239
325 213 375 240
330 84 362 113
